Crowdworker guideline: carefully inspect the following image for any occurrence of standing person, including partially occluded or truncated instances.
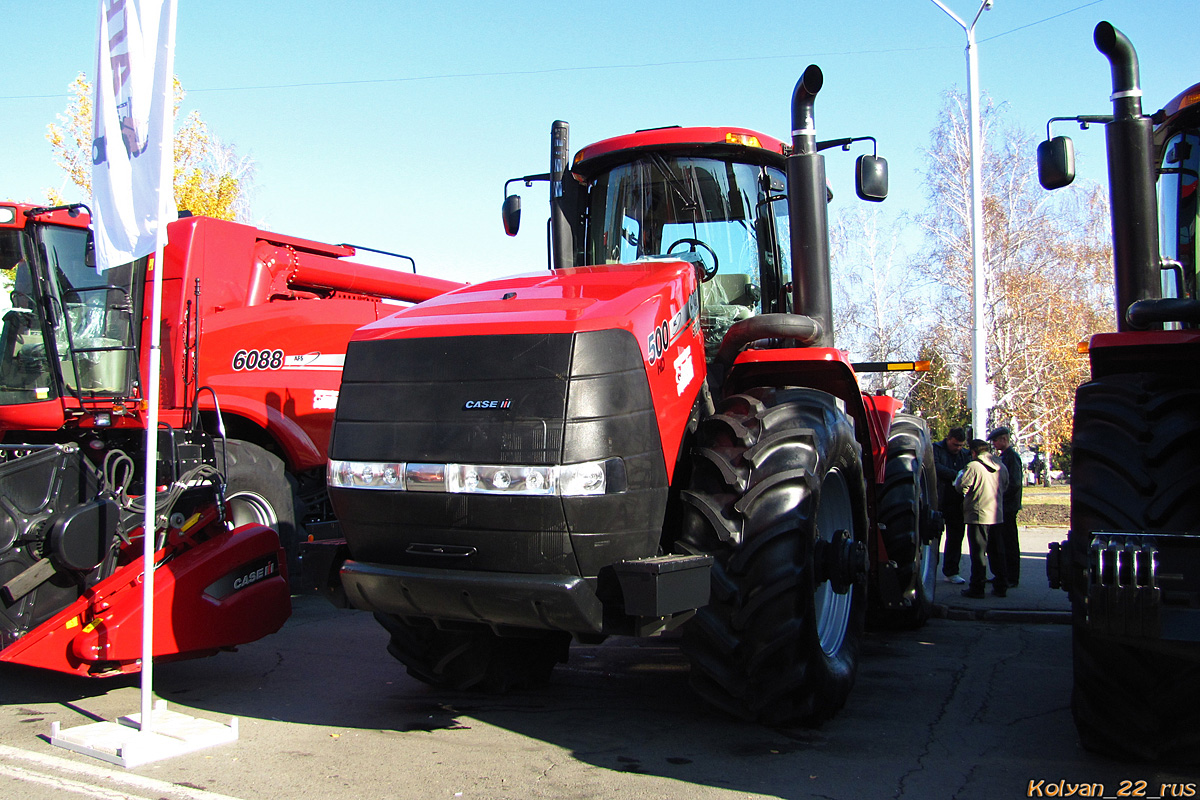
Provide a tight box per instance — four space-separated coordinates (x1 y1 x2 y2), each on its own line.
934 427 971 584
955 439 1009 598
989 426 1023 588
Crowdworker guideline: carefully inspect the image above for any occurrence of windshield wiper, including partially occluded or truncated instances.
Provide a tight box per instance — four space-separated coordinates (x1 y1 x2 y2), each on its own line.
649 154 700 217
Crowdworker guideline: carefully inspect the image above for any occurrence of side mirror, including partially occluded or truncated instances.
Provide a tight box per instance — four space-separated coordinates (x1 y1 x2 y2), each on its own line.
855 154 888 202
502 195 522 237
1037 136 1076 190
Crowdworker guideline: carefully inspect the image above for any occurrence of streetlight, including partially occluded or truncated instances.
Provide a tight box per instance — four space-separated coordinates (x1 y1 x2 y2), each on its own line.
931 0 993 439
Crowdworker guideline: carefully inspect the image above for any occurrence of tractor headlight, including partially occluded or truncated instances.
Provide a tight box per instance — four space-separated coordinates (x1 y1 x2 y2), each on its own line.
328 458 624 496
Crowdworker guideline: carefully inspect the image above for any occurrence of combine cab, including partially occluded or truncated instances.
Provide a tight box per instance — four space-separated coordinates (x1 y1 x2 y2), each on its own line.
322 67 941 724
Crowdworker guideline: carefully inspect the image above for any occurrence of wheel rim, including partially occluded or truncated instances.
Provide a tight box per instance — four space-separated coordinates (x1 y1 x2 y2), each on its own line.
226 489 279 530
916 476 938 601
918 541 938 597
814 468 854 657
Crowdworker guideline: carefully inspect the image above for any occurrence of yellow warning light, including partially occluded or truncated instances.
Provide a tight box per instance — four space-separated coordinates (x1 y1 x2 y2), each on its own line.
1180 89 1200 112
726 132 762 148
1077 340 1090 355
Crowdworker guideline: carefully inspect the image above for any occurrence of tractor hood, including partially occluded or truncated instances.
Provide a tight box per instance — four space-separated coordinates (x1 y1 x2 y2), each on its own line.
351 260 699 345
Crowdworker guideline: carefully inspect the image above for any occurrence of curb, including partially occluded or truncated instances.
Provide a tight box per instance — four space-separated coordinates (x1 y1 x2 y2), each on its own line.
931 604 1071 624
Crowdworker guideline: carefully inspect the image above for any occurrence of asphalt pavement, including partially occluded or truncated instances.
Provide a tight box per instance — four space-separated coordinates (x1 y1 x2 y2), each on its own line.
12 521 1174 800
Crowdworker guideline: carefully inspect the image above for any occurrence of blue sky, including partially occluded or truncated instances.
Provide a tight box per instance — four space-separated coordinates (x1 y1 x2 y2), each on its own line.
3 1 1196 283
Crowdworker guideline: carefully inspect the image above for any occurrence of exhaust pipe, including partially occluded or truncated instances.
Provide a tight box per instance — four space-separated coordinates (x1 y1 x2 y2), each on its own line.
786 65 834 347
549 120 572 270
1094 21 1161 331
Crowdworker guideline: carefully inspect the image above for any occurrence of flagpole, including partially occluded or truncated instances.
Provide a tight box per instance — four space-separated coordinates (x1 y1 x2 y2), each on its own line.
138 0 178 735
51 0 238 767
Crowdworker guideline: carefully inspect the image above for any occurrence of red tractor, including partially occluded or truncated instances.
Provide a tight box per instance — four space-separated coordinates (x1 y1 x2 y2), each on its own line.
321 66 941 724
1041 23 1200 762
0 206 462 674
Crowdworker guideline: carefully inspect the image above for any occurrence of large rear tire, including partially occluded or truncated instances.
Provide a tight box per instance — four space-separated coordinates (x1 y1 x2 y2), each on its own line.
678 387 868 725
375 614 570 692
219 439 299 580
1070 372 1200 763
873 413 938 629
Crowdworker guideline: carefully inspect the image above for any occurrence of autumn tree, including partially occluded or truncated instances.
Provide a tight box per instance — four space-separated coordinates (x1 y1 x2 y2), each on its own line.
906 342 970 441
913 89 1113 457
45 73 254 221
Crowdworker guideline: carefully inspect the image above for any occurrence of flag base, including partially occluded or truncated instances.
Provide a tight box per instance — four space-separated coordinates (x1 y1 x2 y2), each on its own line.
49 701 238 769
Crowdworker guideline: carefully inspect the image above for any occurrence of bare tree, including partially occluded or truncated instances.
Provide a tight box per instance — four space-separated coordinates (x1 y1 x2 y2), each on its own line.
913 88 1113 454
831 204 927 398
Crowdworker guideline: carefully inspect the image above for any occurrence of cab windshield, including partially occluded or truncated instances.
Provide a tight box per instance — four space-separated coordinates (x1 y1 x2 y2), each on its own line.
1160 128 1199 302
0 223 141 405
580 154 790 356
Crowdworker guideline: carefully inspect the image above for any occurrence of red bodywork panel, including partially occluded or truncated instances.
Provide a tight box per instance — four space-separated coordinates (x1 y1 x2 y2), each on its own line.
1087 329 1200 380
0 211 465 473
1090 330 1200 349
573 126 787 168
354 260 705 482
0 518 291 677
0 203 91 231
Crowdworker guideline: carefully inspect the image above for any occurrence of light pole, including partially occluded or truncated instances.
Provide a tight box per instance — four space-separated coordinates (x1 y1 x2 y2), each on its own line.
931 0 993 439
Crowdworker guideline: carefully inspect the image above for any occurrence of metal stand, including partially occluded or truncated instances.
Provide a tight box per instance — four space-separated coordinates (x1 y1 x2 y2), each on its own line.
49 700 238 769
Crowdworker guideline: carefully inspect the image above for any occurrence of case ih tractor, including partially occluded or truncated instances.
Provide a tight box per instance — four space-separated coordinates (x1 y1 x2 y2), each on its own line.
322 66 940 724
1041 22 1200 762
0 206 461 675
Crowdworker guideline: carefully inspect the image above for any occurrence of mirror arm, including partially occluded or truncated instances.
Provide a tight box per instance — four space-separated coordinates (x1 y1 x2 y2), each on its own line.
1044 115 1114 142
504 173 551 199
816 135 877 156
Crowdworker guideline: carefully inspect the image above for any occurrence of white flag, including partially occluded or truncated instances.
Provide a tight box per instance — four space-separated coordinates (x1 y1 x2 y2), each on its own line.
91 0 177 271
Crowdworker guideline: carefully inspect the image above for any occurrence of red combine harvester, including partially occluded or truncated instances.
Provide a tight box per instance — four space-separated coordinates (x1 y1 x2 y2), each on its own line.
319 66 941 724
0 205 463 674
1041 22 1200 762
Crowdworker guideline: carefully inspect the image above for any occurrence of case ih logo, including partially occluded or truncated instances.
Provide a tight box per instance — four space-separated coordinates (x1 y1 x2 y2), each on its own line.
204 554 279 600
464 399 512 410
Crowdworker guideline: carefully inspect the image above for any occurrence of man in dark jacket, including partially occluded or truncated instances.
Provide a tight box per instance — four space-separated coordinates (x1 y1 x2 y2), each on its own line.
989 426 1023 587
934 427 971 583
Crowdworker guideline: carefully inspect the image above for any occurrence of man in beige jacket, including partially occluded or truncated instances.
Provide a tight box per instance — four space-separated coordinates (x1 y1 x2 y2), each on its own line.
954 439 1010 598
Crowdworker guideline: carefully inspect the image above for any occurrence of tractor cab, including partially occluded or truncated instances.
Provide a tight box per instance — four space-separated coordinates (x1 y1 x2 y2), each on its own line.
504 116 886 362
566 129 792 359
506 127 798 361
1157 83 1200 305
0 204 142 417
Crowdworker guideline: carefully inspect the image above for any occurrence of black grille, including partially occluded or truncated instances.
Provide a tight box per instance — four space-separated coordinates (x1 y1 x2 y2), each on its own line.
329 329 669 577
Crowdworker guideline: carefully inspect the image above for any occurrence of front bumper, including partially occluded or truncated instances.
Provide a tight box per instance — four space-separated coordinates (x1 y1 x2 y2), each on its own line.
342 560 607 633
340 553 713 637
